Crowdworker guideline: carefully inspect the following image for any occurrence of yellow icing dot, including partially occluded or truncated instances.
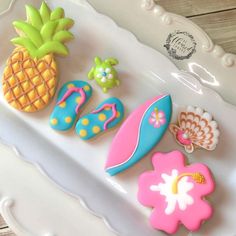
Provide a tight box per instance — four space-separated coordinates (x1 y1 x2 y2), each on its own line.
81 118 89 126
83 85 90 91
116 111 121 118
92 126 101 134
79 129 87 137
59 101 66 108
65 116 72 123
51 118 58 125
67 83 75 89
98 113 106 121
76 97 82 104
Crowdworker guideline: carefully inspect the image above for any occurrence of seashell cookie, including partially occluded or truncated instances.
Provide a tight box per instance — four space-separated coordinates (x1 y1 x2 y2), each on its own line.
169 106 220 153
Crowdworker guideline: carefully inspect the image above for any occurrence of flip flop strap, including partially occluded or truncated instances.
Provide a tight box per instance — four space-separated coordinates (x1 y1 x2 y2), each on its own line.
57 87 86 114
92 103 117 130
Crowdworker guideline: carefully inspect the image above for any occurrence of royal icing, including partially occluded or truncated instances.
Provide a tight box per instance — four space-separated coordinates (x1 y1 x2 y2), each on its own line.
75 97 124 140
2 1 74 112
50 80 92 131
88 57 120 93
169 106 220 153
105 94 172 176
138 150 215 234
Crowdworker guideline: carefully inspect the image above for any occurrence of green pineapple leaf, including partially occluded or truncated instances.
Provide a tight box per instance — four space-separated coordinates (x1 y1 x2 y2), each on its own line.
53 31 74 42
40 21 58 42
13 21 43 47
26 5 43 30
50 7 64 20
11 37 38 57
40 1 51 23
12 2 74 59
37 41 69 58
55 18 74 32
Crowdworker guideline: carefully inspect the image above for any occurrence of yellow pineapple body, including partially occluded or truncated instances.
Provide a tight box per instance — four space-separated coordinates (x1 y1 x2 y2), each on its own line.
3 47 57 112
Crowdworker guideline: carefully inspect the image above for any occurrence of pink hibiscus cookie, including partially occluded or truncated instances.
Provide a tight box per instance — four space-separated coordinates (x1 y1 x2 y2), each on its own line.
138 150 215 234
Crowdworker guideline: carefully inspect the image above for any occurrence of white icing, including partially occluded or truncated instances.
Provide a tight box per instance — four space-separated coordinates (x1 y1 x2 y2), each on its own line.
150 169 194 215
101 77 107 83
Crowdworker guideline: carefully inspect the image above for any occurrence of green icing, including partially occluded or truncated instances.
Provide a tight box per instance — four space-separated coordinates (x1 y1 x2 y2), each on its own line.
26 5 43 30
88 56 120 93
11 1 74 59
39 2 51 23
50 7 64 20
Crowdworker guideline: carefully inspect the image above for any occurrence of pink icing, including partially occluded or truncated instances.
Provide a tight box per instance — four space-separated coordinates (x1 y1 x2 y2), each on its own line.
57 87 86 114
177 130 192 145
105 95 165 169
92 103 117 130
138 151 215 234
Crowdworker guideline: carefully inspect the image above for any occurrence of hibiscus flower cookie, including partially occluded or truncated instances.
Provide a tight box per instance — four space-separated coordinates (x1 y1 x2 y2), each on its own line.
138 151 215 234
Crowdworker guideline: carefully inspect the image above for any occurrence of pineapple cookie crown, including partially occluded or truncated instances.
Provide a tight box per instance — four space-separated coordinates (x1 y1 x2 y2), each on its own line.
11 1 74 59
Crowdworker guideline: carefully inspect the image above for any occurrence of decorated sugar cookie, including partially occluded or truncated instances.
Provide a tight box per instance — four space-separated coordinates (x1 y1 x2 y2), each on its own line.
105 95 172 176
2 2 74 112
169 106 220 153
50 81 92 131
138 151 215 234
88 56 120 93
76 97 124 140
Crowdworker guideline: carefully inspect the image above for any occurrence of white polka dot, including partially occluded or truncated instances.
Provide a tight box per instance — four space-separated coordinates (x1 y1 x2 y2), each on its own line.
101 77 107 83
105 68 111 73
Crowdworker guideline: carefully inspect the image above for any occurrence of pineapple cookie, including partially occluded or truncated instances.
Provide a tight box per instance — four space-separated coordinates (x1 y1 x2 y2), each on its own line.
2 1 74 112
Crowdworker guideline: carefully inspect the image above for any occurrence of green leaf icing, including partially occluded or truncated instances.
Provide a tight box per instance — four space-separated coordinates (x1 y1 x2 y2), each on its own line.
40 21 58 42
26 5 43 30
53 31 74 42
13 21 43 47
50 7 64 20
40 1 51 23
11 1 74 59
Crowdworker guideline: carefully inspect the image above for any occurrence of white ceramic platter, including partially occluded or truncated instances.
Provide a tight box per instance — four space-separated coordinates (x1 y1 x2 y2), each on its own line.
1 1 236 236
88 0 236 106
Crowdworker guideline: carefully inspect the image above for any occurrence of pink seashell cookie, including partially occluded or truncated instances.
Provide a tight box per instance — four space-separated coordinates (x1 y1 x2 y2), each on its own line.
138 150 215 234
169 106 220 153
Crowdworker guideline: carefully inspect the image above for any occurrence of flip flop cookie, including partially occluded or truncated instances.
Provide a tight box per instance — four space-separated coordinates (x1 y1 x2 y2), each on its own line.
50 81 92 131
75 97 124 140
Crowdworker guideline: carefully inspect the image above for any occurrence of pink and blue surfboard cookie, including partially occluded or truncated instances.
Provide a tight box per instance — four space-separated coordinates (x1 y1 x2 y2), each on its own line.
105 94 172 176
50 80 92 131
75 97 124 140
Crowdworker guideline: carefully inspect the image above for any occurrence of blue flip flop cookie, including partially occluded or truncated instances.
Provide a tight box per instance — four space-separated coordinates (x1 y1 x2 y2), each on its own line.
75 97 124 140
50 81 92 131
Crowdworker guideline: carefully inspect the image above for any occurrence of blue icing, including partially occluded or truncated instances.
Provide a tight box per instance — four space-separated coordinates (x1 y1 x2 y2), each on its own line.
75 97 124 140
49 80 92 131
107 95 172 176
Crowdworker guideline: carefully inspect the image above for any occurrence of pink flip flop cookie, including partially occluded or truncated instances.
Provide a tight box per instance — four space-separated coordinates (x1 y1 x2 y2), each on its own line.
138 151 215 234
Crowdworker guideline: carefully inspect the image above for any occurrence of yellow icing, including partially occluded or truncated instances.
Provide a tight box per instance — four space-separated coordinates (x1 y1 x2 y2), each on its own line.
83 85 90 91
76 97 82 104
81 118 89 126
98 113 106 121
116 111 120 118
65 116 72 123
59 101 66 108
67 83 75 89
92 126 100 134
51 118 58 125
79 129 87 137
